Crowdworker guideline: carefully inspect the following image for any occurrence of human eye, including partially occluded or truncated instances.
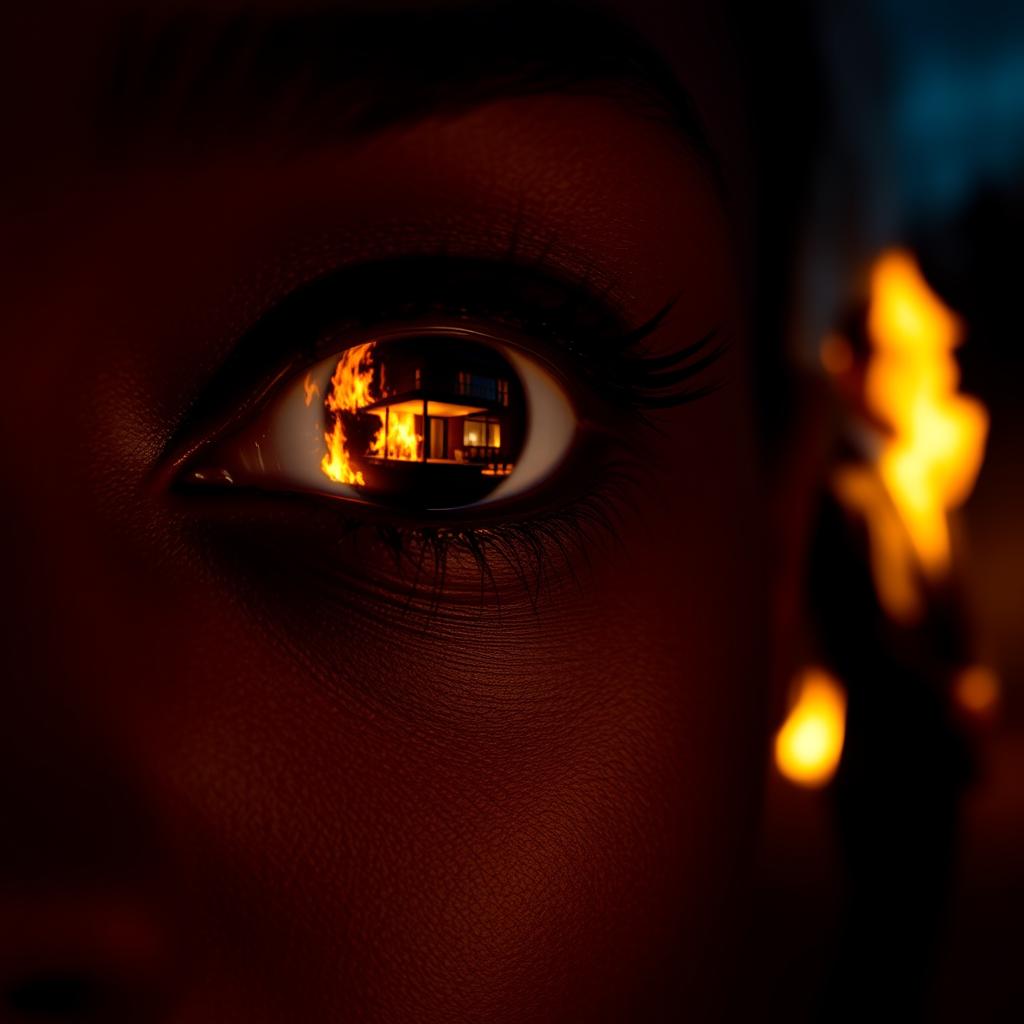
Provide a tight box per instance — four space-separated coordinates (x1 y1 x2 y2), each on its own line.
167 256 721 599
192 329 573 509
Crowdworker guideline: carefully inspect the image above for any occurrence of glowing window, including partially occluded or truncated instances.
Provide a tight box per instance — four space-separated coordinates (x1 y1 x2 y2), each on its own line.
464 418 500 448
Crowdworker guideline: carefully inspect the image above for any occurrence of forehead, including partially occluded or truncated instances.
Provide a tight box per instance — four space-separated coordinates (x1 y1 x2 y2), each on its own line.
2 0 740 172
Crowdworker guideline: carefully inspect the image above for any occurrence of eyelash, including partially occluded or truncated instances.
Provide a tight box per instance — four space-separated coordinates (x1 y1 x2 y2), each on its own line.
285 262 727 444
322 458 643 613
173 255 722 602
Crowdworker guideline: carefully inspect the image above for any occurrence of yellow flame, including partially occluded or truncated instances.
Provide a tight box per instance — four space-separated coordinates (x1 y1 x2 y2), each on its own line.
865 251 988 577
319 342 424 485
321 343 378 486
379 409 420 462
830 251 989 621
832 463 923 620
775 667 847 788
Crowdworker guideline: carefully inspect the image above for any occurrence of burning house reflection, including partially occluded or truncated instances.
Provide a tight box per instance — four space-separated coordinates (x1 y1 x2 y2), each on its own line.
319 336 526 508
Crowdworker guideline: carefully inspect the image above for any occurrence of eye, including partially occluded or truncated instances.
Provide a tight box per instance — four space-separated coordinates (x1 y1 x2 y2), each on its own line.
183 324 576 514
169 254 721 588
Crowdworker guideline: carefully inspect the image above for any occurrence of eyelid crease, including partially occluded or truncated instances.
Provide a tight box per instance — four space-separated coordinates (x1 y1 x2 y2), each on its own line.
615 326 729 408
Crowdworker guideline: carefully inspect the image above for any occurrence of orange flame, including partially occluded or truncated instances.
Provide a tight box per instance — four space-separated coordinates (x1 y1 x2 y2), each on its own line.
774 667 847 788
303 373 320 407
866 251 988 574
321 343 379 486
319 342 424 485
953 664 1000 718
820 332 854 376
381 410 419 461
834 250 989 621
785 254 994 787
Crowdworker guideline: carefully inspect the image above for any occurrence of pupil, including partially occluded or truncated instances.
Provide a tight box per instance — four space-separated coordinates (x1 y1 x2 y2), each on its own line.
319 336 526 509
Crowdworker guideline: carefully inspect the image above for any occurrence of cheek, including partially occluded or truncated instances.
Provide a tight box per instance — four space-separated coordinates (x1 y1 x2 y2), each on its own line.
0 330 764 1023
2 91 761 1020
105 370 768 1021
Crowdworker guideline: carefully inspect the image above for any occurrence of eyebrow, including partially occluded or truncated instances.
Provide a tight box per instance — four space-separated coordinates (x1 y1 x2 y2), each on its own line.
97 2 717 171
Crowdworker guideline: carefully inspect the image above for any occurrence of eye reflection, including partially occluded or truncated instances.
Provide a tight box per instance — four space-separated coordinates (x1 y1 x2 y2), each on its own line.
186 329 577 513
316 336 524 506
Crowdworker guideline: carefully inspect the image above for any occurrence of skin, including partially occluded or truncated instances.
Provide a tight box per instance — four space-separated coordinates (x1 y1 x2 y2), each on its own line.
0 3 790 1021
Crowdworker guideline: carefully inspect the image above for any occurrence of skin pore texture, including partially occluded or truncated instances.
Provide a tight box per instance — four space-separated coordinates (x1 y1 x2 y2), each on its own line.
0 2 779 1021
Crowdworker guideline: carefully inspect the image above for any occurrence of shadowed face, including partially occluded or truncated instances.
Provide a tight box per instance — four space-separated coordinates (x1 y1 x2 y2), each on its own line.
0 2 774 1020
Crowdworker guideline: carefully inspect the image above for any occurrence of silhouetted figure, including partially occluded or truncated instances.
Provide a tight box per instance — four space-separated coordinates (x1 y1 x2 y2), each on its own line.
809 468 975 1021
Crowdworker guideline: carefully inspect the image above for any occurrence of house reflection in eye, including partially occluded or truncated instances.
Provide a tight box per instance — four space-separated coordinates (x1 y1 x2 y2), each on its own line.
320 336 526 509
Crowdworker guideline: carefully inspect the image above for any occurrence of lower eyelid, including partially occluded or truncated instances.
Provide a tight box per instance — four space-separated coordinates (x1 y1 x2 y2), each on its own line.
172 386 639 609
180 466 634 615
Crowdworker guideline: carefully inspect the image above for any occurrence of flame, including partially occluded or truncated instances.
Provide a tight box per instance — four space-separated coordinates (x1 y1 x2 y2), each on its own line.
774 667 847 788
820 332 854 376
832 250 989 621
303 373 320 407
378 409 420 462
953 664 1000 717
320 343 379 486
319 342 424 485
832 463 922 620
865 251 988 576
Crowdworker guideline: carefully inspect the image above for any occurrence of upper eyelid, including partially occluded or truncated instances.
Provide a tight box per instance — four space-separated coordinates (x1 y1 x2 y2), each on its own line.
157 253 725 495
159 255 635 466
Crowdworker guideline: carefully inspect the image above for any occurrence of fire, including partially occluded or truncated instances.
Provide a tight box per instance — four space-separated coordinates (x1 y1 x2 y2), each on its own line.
774 667 847 788
834 250 989 620
381 409 419 461
320 343 378 486
866 251 988 574
787 255 994 786
953 664 1000 717
319 342 423 485
303 373 320 407
832 464 921 620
